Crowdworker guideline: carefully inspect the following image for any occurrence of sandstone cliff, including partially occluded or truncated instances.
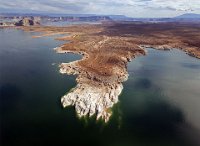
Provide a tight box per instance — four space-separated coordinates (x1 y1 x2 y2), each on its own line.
14 18 40 26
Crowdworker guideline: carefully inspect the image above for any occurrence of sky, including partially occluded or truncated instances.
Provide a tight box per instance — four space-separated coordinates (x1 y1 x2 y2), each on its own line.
0 0 200 17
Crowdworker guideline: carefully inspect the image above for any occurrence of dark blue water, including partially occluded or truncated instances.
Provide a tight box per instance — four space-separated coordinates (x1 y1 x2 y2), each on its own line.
1 29 200 146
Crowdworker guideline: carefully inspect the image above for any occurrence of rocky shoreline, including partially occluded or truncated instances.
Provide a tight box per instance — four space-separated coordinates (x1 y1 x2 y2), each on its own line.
141 45 200 59
56 47 129 122
16 22 200 122
57 43 199 122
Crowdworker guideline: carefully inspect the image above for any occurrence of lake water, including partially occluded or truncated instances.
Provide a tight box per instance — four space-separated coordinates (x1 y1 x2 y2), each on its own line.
41 21 101 26
0 29 200 146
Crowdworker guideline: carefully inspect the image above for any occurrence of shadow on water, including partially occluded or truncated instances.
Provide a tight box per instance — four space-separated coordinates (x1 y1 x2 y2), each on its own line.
117 77 196 146
0 84 22 110
181 62 200 69
0 80 197 146
42 78 196 146
133 78 152 89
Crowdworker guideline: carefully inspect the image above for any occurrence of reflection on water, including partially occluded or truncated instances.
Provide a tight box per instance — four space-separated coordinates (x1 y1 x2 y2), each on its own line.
1 30 200 146
126 48 200 145
181 63 200 69
128 49 200 129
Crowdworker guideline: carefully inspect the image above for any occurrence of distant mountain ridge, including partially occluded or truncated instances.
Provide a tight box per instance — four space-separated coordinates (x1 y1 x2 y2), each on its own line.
175 13 200 19
1 12 200 19
1 13 200 23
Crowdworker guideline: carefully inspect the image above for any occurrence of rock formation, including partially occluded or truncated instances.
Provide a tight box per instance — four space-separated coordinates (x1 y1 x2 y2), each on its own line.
0 17 40 27
59 53 127 122
15 18 40 26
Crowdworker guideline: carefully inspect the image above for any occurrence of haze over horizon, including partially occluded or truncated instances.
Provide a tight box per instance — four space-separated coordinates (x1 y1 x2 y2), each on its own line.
0 0 200 18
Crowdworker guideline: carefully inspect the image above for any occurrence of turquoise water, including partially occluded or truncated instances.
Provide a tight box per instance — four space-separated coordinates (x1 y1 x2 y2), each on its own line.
1 29 200 146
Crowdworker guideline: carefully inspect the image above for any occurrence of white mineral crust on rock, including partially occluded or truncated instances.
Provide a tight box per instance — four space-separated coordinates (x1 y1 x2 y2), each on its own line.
58 50 126 122
61 82 123 122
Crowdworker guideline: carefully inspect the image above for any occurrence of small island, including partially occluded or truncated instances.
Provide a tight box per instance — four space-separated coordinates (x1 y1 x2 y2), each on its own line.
19 22 200 122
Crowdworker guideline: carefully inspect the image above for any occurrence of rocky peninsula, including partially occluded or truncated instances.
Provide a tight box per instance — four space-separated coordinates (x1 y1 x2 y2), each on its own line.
19 22 200 122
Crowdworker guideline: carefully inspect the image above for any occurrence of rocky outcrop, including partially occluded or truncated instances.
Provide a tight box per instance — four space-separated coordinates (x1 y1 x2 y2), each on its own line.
61 79 123 122
52 33 144 122
14 18 40 26
0 17 40 27
0 22 15 26
58 52 127 122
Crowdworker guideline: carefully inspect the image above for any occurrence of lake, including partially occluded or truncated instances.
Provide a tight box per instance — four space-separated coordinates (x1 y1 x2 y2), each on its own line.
41 20 101 26
0 28 200 146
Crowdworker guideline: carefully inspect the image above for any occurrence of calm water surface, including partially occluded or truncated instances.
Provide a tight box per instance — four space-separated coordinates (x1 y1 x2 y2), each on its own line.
0 29 200 146
41 21 101 26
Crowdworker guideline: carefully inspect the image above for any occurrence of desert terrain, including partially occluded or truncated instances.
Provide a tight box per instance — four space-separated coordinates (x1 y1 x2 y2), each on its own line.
17 22 200 122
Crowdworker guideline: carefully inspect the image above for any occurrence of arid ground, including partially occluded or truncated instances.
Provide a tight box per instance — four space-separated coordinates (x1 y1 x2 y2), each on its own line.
17 22 200 122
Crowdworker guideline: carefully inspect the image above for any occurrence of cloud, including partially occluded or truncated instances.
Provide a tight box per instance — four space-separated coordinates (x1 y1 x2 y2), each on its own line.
0 0 199 17
146 0 199 12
